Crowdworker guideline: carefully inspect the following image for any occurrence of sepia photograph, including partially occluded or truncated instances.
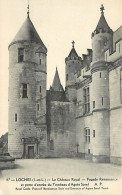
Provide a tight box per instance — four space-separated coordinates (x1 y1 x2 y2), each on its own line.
0 0 122 194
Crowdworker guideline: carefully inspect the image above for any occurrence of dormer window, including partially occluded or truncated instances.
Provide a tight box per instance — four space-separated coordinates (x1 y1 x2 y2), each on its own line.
18 48 24 62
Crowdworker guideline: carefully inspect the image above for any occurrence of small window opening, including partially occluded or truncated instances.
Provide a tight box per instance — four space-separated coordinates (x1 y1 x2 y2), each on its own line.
100 72 101 78
40 86 41 93
88 149 90 154
18 48 24 62
37 104 39 111
22 84 27 98
15 113 17 122
93 130 95 137
40 59 41 65
102 97 104 105
93 101 95 108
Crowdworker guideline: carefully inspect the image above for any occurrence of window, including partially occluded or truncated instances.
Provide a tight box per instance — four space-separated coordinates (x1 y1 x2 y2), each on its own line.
102 97 103 105
85 128 90 143
100 72 101 78
40 59 41 65
93 101 95 108
37 104 39 111
50 140 54 150
66 74 68 81
120 69 122 103
18 48 24 62
93 130 95 137
88 149 90 154
22 84 27 98
15 113 17 122
40 86 41 93
83 87 90 114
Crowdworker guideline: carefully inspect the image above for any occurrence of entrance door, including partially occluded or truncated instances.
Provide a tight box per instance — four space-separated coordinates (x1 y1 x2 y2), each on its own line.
28 146 34 159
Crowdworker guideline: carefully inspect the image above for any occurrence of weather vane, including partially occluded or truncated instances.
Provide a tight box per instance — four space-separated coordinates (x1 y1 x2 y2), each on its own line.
72 40 75 48
100 4 104 14
27 0 30 17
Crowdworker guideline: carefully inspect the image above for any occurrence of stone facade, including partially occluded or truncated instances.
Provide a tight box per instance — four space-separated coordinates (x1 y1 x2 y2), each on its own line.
8 7 122 164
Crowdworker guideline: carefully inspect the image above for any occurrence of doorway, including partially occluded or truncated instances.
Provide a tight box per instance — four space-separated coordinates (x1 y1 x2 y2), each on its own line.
28 146 34 159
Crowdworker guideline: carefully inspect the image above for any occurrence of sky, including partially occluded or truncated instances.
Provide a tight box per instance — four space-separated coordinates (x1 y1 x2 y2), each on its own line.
0 0 121 136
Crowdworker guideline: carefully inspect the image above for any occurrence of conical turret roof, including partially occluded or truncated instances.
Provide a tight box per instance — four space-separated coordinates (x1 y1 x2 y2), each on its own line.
9 16 47 50
51 68 64 92
68 48 79 58
95 14 111 31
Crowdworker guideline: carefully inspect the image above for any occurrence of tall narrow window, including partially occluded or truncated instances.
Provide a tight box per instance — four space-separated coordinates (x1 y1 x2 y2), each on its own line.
93 130 95 137
100 72 101 78
18 48 24 62
40 86 41 93
93 101 95 108
15 113 17 122
88 149 90 154
120 69 122 103
85 128 90 143
22 84 27 98
40 59 41 65
83 87 90 114
37 104 39 111
102 97 104 105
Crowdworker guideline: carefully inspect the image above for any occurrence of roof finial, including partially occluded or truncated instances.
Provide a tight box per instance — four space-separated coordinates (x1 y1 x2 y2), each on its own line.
27 0 30 17
100 4 104 15
72 40 75 48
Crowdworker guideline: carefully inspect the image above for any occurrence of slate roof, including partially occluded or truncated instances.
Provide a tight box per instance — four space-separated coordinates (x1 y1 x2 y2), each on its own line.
95 13 112 32
51 68 64 92
68 48 79 58
9 16 47 50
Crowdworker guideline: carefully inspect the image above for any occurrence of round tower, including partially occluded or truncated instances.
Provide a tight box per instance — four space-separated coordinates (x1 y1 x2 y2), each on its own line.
65 41 81 101
8 9 47 158
91 5 113 163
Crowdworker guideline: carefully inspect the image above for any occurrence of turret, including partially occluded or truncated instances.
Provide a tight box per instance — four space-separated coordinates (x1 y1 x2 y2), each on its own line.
91 4 113 64
90 5 113 163
65 41 81 101
8 6 47 158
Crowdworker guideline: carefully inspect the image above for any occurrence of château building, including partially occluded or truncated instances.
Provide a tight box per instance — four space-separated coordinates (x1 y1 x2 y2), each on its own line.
8 5 122 164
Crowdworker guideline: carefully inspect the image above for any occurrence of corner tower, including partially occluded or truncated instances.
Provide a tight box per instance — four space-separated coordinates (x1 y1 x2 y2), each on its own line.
91 5 113 162
65 41 81 101
8 7 47 158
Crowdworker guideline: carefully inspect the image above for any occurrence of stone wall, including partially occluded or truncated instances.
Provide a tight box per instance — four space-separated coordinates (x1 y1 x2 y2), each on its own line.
8 41 47 158
109 62 122 165
48 101 76 157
